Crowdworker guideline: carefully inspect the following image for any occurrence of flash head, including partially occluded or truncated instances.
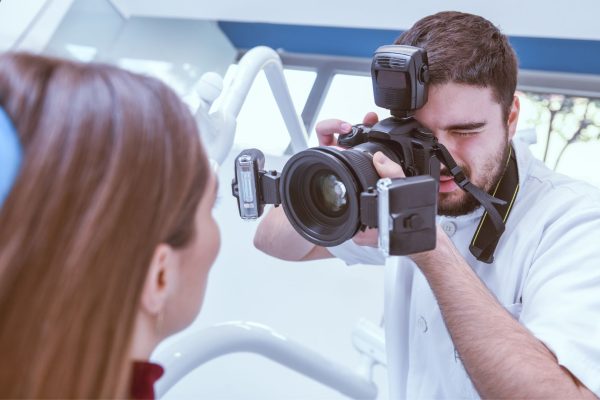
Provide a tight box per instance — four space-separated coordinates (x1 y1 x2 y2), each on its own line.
232 149 281 221
232 149 264 219
371 45 429 117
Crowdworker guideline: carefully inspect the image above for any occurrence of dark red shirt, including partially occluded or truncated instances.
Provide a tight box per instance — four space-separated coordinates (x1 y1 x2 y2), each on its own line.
130 361 164 400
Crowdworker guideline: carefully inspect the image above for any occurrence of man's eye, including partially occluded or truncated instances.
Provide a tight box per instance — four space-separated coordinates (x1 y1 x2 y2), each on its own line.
453 131 478 137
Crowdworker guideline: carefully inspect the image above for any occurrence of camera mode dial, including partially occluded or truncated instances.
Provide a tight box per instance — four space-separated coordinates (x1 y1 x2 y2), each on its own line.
338 125 369 148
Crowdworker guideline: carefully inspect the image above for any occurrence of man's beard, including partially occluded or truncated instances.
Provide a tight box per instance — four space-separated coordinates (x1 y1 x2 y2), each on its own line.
437 140 510 217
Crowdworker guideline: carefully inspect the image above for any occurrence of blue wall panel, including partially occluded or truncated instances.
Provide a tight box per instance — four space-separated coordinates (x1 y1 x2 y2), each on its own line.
219 21 600 75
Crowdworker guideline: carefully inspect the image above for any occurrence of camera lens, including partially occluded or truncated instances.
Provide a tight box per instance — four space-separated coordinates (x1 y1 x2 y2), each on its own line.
279 142 397 246
310 171 348 217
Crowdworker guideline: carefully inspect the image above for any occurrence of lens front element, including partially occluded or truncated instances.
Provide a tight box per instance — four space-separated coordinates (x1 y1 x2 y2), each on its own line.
311 171 348 217
280 146 382 246
278 140 402 247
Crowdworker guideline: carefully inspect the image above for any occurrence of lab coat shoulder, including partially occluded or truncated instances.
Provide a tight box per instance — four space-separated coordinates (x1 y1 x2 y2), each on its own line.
491 156 600 278
515 158 600 396
506 157 600 255
522 156 600 207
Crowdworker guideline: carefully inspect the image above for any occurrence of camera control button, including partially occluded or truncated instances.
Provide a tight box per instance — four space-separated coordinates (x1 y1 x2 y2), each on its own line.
419 65 430 83
441 221 457 237
404 214 423 229
337 126 365 147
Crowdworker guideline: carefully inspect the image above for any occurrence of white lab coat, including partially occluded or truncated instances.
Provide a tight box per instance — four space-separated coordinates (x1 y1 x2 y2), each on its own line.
329 138 600 399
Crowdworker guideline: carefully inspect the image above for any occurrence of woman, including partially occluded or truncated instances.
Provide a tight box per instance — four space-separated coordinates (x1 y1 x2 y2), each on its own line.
0 52 220 398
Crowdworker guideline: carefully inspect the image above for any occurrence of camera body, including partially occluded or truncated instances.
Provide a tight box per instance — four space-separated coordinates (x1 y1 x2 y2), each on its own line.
331 116 441 255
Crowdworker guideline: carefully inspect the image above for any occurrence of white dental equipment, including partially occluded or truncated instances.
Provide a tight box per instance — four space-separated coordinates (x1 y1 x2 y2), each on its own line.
193 46 309 165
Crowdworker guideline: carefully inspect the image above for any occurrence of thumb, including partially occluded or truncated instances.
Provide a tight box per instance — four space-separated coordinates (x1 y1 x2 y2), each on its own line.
373 152 405 179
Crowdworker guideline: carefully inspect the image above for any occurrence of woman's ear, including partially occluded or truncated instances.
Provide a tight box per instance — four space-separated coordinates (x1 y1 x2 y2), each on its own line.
507 95 521 141
140 244 179 317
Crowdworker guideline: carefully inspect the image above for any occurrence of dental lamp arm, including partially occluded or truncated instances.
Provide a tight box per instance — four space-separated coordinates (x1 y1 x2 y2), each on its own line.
152 322 377 400
195 46 308 165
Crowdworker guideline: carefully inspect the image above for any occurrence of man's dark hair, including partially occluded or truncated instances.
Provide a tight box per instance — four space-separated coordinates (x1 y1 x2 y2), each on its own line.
395 11 518 121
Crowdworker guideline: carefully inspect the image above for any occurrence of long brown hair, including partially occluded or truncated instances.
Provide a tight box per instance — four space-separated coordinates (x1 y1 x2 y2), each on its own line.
0 53 210 398
396 11 518 121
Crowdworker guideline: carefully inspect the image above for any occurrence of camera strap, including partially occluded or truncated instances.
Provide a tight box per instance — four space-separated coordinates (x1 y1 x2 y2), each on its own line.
434 144 518 263
468 146 519 263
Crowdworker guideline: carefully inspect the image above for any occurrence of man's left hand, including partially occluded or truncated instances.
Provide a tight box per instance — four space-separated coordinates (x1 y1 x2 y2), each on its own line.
352 151 406 247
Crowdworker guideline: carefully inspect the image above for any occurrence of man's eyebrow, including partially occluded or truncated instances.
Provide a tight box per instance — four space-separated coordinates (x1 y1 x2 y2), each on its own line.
442 121 487 131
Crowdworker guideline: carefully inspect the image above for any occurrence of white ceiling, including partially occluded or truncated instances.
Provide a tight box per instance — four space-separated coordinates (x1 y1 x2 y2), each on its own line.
2 0 599 54
0 0 74 52
114 0 600 41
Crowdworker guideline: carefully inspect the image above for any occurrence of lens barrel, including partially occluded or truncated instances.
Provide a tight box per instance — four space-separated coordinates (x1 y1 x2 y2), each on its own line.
279 142 399 246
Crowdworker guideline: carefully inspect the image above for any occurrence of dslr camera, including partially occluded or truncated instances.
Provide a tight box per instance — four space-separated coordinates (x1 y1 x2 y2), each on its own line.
232 45 498 256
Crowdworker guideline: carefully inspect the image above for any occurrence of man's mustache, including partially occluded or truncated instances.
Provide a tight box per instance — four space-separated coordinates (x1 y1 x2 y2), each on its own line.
440 165 471 178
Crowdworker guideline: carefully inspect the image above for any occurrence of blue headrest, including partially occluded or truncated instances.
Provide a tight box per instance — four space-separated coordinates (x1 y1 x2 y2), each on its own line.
0 106 22 208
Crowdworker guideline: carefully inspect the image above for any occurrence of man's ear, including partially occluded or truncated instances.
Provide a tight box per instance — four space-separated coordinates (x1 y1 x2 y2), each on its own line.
507 95 520 141
140 244 179 317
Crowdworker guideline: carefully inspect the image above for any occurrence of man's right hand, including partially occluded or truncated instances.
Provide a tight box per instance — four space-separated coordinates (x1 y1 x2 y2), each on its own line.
314 112 379 146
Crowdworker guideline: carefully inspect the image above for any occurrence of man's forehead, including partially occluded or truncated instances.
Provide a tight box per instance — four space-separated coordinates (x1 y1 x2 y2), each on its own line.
414 83 501 129
429 82 497 106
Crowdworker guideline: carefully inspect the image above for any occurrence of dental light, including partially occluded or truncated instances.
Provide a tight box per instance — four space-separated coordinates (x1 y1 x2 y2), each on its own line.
193 46 309 165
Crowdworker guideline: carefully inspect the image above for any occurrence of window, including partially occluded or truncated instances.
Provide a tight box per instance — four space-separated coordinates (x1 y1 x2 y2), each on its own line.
231 66 316 154
518 91 600 187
